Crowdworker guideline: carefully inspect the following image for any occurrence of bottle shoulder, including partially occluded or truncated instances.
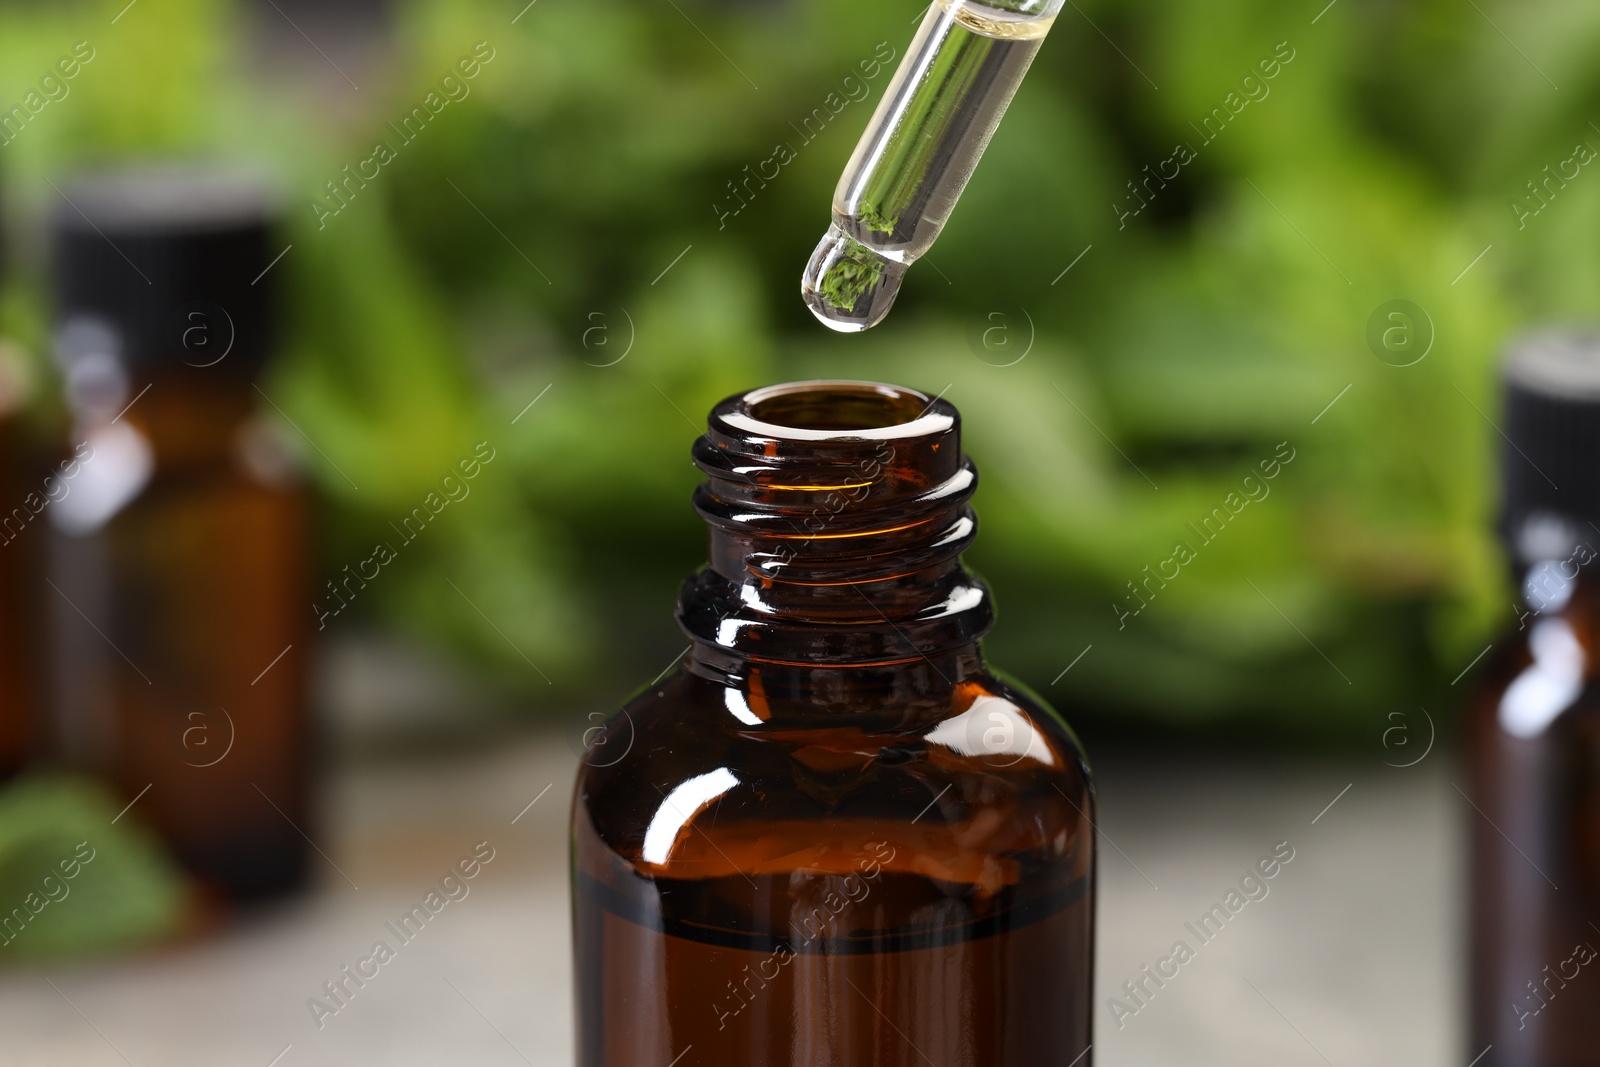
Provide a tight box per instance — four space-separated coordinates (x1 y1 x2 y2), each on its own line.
573 667 1093 889
1468 617 1600 745
575 667 1092 796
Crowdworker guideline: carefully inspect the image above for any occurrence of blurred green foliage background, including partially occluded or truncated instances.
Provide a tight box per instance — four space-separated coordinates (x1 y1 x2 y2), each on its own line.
4 0 1598 737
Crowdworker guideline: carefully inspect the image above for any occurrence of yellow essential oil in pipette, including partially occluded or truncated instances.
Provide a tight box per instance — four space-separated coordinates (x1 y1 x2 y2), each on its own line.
803 0 1061 332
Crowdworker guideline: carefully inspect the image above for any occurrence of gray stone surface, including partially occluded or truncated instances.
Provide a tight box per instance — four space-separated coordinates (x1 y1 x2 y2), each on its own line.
0 734 1463 1066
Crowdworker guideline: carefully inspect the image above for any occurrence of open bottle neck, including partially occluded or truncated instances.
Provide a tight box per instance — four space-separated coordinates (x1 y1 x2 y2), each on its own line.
676 381 995 685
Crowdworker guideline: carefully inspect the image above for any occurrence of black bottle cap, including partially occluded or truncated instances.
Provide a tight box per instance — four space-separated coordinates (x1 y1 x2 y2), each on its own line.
1500 329 1600 562
51 165 281 377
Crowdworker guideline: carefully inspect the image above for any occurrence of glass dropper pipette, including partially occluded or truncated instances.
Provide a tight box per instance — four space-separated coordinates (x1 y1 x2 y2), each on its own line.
802 0 1063 332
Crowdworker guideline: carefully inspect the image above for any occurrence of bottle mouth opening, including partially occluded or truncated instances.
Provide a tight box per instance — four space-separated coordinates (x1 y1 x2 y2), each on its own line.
686 380 988 653
722 380 953 442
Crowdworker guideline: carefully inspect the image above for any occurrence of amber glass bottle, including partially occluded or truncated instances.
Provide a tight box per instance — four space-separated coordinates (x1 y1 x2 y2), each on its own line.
1468 331 1600 1065
0 347 42 781
46 168 312 899
572 381 1095 1067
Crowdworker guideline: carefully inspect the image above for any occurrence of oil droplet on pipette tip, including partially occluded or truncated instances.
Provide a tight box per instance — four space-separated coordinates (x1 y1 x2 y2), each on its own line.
802 224 909 333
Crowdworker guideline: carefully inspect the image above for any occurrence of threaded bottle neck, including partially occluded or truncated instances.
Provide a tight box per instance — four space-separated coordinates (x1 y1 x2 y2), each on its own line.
677 381 994 674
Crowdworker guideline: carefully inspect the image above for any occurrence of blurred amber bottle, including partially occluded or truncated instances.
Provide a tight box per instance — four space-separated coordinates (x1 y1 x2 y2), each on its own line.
45 168 312 899
1468 332 1600 1064
572 382 1095 1067
0 345 44 781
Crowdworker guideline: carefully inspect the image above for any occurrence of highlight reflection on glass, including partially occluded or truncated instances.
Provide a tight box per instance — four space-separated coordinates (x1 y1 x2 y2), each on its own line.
1497 615 1585 740
641 767 740 866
